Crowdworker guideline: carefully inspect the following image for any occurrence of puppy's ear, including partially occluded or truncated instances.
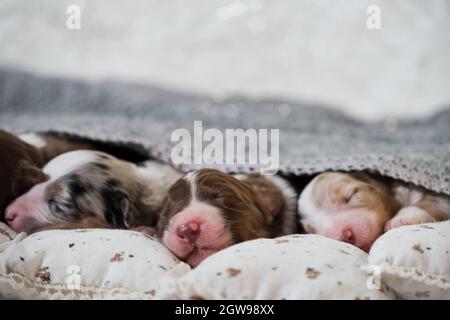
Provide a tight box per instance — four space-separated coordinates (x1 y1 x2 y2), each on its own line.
120 197 133 228
105 189 132 228
13 162 49 196
254 188 284 225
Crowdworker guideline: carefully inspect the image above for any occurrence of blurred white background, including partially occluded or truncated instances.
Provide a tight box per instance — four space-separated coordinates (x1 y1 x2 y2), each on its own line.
0 0 449 121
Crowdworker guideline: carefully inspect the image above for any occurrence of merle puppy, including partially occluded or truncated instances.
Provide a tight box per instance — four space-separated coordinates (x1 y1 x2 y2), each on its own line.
5 150 181 233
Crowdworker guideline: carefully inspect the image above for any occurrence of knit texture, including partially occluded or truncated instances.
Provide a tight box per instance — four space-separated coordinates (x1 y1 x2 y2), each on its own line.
0 69 449 194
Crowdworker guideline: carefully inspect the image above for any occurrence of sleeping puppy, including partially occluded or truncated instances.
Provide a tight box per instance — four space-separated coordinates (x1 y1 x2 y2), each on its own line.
4 150 181 233
1 129 130 220
157 169 298 267
298 171 450 252
0 130 48 219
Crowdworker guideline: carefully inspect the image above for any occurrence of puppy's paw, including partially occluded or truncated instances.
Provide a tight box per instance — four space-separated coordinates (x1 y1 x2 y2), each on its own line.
131 226 157 236
384 206 434 232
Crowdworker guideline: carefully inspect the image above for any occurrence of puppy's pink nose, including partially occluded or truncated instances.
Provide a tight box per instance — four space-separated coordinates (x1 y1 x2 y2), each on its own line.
176 222 200 244
340 229 355 244
4 207 17 223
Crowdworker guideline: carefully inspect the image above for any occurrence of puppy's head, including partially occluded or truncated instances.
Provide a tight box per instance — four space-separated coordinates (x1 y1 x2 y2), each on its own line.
4 150 155 233
298 172 396 252
157 169 276 267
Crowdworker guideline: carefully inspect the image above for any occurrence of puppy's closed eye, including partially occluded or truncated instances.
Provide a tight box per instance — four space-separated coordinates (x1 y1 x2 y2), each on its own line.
343 185 377 206
48 198 78 221
210 196 225 206
49 201 63 215
344 188 358 204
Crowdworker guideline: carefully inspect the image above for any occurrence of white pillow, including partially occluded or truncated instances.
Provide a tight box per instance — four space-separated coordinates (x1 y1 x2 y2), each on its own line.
0 228 191 299
3 221 448 300
368 221 450 300
159 234 395 300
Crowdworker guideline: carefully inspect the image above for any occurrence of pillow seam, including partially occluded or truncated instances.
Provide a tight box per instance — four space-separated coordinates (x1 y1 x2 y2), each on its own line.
377 262 450 290
0 271 154 299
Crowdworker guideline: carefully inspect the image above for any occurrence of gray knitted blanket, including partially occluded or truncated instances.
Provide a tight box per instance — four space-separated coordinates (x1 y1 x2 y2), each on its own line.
0 69 449 195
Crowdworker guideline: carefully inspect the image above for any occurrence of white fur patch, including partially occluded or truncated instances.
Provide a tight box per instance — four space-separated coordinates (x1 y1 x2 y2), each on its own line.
137 161 182 207
264 175 298 234
43 150 105 180
184 200 223 220
298 176 321 219
385 206 435 231
396 206 433 222
137 161 180 181
392 184 424 206
233 174 247 181
19 133 46 148
183 171 197 201
297 176 330 234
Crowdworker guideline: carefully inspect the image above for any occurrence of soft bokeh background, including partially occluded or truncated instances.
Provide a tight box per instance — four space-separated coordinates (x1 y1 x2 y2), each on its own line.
0 0 449 121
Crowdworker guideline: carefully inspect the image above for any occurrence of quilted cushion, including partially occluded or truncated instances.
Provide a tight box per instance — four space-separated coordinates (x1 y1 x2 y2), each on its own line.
368 220 450 300
159 234 394 300
1 221 449 300
0 227 191 299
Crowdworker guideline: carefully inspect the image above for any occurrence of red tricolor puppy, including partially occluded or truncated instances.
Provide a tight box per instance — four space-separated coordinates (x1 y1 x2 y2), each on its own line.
157 169 298 267
298 172 450 252
0 130 48 219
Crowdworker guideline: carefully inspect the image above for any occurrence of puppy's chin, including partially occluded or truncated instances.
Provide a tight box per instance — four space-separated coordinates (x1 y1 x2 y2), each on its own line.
9 216 45 234
167 243 231 267
346 217 385 253
356 233 381 253
161 228 233 267
185 247 226 267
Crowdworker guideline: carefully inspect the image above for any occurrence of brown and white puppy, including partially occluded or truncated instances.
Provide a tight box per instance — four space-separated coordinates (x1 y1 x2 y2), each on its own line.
0 130 48 219
157 169 298 267
298 171 450 252
4 150 181 234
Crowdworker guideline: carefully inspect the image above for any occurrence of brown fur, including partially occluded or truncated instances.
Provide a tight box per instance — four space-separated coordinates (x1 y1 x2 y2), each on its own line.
240 173 293 237
0 129 48 217
414 193 450 221
157 169 296 243
38 132 151 163
39 134 98 163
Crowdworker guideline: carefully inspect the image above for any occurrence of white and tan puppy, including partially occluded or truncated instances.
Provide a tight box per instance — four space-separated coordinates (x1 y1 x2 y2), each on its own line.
298 172 450 252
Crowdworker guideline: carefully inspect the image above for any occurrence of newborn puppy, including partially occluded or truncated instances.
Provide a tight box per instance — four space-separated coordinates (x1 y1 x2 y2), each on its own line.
157 169 298 267
5 150 181 233
0 129 48 220
298 171 450 252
